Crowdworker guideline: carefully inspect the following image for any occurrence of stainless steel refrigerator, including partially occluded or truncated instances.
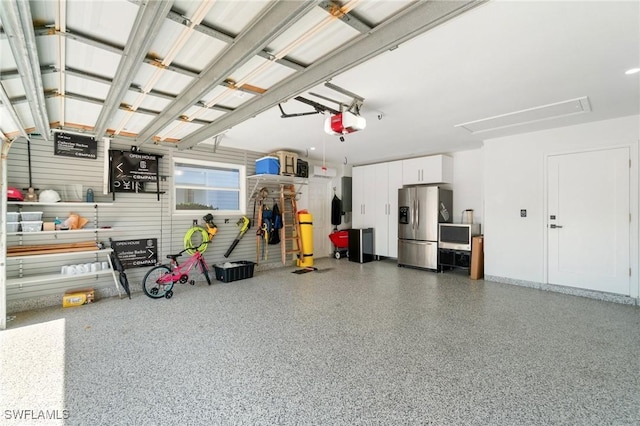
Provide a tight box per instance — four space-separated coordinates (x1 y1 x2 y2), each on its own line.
397 186 452 270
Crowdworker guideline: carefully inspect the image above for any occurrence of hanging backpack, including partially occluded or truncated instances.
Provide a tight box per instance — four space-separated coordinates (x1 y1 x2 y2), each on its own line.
268 202 282 245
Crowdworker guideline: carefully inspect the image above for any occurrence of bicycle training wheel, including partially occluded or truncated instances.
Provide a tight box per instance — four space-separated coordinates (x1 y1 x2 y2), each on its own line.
200 259 212 285
142 265 174 299
184 226 209 254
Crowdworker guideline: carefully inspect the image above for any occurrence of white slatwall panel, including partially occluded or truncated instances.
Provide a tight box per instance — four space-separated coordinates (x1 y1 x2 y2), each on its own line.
5 136 295 312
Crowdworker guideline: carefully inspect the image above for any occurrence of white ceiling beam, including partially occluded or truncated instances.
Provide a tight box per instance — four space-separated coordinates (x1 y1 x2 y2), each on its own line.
0 0 51 140
166 9 308 72
318 0 372 33
177 0 487 150
92 0 174 138
135 0 319 146
0 84 29 139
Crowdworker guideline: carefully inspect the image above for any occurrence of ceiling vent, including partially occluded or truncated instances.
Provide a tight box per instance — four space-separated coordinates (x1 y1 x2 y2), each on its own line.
455 96 592 134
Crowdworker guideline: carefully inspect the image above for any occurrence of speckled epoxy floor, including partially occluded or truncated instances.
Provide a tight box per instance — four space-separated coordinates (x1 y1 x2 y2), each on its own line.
2 258 640 425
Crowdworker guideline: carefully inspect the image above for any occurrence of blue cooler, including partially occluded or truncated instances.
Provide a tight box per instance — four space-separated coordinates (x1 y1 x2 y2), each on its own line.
256 156 279 175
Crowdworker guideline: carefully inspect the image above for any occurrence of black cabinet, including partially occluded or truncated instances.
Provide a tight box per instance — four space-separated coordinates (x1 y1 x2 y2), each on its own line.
348 228 374 263
439 248 471 271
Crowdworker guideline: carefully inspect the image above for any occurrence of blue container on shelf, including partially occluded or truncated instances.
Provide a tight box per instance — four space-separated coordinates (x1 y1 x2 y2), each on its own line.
255 156 279 175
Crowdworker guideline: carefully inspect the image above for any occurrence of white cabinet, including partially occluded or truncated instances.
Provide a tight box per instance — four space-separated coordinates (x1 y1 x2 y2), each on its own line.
374 161 403 258
5 202 121 298
353 161 403 258
402 154 453 185
352 165 376 228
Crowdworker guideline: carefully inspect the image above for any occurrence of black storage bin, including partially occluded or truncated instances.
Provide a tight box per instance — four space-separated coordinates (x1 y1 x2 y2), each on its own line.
214 261 255 282
297 159 309 178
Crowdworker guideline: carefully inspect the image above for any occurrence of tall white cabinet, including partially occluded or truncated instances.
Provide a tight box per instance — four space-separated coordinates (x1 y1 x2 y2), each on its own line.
374 161 403 257
352 161 403 258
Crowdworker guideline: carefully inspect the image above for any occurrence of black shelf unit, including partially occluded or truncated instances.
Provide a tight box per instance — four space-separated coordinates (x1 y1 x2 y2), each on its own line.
439 248 471 271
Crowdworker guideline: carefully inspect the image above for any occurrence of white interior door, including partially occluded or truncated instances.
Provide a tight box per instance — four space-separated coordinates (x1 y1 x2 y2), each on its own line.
547 147 630 294
307 178 331 258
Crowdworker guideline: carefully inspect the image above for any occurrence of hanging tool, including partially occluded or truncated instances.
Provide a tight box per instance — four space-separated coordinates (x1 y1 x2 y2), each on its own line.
224 216 251 258
23 138 38 201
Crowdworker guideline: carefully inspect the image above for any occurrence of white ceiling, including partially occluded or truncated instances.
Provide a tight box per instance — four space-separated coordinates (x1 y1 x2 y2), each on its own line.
1 0 638 166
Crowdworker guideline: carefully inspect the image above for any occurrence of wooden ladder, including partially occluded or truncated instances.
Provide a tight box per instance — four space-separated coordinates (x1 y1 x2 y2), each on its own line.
280 184 303 265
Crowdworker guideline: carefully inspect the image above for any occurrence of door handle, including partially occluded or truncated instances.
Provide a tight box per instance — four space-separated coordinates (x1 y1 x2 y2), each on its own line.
412 200 416 229
549 224 563 229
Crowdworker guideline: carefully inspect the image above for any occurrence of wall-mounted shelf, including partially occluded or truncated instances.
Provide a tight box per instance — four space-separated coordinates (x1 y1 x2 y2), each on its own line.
6 228 116 237
7 248 111 261
247 174 308 200
8 201 114 207
7 268 115 287
5 203 123 298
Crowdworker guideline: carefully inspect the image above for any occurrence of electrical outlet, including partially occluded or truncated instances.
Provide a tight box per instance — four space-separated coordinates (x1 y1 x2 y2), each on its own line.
520 209 527 217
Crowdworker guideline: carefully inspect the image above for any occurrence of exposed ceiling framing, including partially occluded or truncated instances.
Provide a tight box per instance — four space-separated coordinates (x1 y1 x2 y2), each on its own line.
0 0 484 148
0 0 637 166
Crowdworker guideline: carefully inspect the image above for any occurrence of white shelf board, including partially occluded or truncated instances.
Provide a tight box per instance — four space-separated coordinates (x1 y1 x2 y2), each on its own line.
7 268 115 287
6 227 116 236
7 248 113 261
247 174 308 184
6 228 117 236
247 174 308 200
7 201 113 207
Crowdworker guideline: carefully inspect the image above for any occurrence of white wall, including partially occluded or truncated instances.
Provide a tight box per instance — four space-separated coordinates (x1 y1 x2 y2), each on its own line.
451 149 484 225
483 115 639 297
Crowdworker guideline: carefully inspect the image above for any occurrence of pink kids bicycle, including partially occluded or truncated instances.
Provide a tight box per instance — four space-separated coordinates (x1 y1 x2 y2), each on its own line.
142 241 212 299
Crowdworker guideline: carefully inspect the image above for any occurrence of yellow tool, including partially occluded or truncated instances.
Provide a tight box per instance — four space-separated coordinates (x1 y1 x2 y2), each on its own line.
224 216 251 258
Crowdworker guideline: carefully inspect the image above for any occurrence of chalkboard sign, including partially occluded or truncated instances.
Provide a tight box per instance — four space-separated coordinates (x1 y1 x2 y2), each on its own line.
54 132 97 159
112 238 157 269
109 150 159 193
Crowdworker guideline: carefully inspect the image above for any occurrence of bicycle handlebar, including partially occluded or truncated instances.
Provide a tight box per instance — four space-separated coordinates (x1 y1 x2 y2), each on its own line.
181 240 209 255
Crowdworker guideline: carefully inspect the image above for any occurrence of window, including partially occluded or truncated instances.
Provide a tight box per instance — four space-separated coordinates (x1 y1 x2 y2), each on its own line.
173 158 245 215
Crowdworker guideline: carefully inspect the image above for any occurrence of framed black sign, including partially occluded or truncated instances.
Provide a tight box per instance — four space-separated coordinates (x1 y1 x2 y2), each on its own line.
54 132 97 159
112 238 157 269
109 150 159 193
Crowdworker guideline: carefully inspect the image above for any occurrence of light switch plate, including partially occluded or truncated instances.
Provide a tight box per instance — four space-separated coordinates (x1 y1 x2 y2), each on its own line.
520 209 527 217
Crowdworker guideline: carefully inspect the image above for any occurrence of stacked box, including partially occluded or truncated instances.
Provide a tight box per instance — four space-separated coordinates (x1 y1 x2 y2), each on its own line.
270 150 298 176
21 211 43 221
214 261 255 283
20 221 42 232
297 159 309 178
256 156 279 175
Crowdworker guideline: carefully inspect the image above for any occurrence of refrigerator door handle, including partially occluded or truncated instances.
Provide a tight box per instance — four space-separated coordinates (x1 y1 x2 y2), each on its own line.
416 199 420 229
412 199 416 230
